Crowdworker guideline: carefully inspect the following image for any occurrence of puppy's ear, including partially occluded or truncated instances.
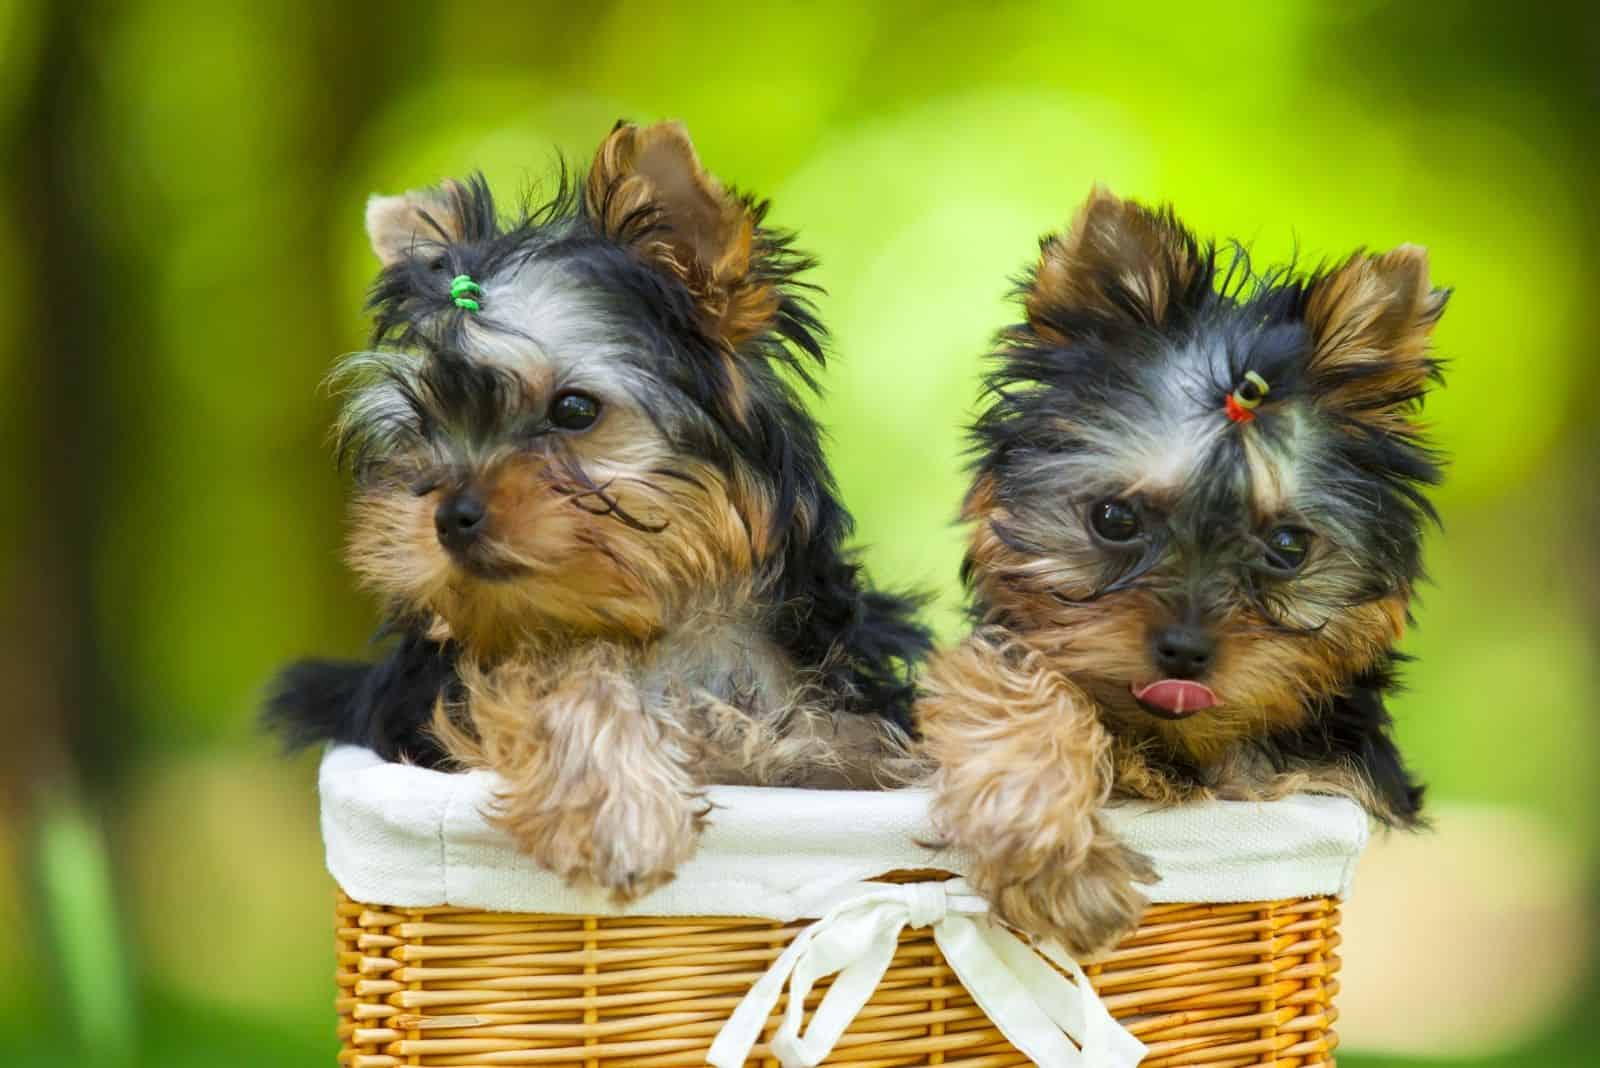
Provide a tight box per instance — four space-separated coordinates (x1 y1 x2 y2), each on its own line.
365 180 471 268
585 120 778 347
1025 185 1208 341
1304 246 1449 424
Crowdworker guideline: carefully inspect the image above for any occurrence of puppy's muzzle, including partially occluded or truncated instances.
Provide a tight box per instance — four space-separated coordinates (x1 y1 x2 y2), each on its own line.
435 489 488 553
1150 623 1215 679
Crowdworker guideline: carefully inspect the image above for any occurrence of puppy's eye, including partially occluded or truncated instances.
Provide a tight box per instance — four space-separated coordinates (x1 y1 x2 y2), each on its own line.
550 390 601 431
1090 499 1142 543
1264 526 1312 573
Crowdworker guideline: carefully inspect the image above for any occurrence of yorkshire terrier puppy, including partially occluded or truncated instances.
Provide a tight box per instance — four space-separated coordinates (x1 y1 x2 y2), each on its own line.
269 121 930 898
918 187 1448 955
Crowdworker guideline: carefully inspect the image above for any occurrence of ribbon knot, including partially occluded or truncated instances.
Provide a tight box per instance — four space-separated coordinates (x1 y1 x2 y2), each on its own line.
903 881 946 928
706 877 1145 1068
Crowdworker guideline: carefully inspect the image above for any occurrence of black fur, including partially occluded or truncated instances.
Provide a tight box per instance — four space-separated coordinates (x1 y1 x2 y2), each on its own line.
1259 660 1426 828
266 628 463 766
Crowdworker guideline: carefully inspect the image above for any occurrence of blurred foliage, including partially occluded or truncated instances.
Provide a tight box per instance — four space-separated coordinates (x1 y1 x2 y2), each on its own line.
1 1 1596 1064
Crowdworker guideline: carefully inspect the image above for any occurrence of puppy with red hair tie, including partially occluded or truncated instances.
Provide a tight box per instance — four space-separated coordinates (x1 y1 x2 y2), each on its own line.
918 188 1448 954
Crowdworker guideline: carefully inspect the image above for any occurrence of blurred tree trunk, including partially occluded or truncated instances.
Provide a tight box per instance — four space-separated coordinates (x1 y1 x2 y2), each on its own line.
1 0 432 1053
2 0 108 811
2 3 134 1055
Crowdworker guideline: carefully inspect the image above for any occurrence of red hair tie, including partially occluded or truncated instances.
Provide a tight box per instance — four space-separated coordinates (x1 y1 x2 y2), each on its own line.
1225 371 1270 424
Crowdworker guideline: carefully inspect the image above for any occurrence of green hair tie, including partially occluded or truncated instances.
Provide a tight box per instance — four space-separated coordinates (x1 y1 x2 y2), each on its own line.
449 274 483 312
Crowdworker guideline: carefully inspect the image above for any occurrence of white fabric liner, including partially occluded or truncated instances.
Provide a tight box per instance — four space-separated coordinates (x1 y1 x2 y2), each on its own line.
321 745 1368 918
321 745 1369 1068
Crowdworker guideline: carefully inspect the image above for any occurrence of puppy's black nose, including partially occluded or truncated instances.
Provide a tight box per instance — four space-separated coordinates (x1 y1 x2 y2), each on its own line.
1151 624 1216 679
435 491 487 551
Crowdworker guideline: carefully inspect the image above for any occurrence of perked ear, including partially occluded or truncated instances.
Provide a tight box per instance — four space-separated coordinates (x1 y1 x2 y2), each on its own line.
1304 246 1450 423
366 180 469 267
1025 185 1208 340
585 120 778 347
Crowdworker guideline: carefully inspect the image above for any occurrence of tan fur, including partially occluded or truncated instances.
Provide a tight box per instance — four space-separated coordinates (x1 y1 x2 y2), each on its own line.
352 429 914 901
347 445 764 654
919 576 1405 947
962 476 1408 764
673 684 922 790
1108 736 1404 822
438 649 707 900
928 466 1419 949
1026 186 1204 339
430 639 918 901
1305 245 1448 431
365 180 468 267
919 632 1155 957
585 121 780 349
1240 429 1294 519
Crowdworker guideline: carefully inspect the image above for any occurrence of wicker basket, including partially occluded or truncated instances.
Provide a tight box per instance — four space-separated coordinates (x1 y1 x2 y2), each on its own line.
335 891 1340 1067
322 748 1357 1068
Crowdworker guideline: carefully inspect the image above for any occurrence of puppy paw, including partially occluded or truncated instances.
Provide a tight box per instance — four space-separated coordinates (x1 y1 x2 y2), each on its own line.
589 798 705 903
497 790 705 903
988 840 1156 958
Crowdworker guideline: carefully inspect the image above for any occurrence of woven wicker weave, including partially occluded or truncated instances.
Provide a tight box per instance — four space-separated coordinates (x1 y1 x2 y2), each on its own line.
335 882 1340 1067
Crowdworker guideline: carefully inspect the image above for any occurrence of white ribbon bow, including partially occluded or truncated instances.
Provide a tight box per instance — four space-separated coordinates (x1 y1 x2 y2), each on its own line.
706 878 1146 1068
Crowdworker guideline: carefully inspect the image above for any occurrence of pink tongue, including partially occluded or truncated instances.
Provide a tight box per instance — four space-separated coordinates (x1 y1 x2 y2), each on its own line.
1132 679 1218 717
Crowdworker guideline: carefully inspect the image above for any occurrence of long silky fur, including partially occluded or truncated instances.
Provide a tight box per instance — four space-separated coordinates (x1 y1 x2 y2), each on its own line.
963 195 1448 810
917 188 1448 954
268 140 930 767
1254 658 1426 828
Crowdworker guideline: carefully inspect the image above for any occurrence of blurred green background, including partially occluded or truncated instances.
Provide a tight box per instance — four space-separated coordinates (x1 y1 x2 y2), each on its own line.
2 1 1595 1065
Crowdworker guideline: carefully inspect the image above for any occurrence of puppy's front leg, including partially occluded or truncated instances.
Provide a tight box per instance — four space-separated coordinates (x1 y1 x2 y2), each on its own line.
919 634 1155 957
459 655 707 901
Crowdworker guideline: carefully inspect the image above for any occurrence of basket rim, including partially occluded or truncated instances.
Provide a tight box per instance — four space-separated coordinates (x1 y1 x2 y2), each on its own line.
319 745 1369 921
